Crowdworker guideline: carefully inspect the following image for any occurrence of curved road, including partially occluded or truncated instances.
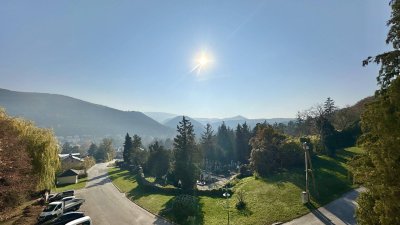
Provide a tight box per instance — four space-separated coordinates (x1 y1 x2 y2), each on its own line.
76 162 170 225
283 187 365 225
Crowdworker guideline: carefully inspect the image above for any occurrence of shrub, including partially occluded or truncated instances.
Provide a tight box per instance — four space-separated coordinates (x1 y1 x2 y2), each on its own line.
83 156 95 171
171 194 199 224
235 189 247 210
197 187 232 198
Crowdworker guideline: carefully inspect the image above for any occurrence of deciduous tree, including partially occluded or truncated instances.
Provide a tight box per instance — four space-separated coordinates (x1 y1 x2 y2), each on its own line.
96 138 115 162
249 124 286 176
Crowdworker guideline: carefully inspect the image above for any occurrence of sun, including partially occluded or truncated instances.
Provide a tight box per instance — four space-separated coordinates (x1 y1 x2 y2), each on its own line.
191 50 213 75
198 53 210 66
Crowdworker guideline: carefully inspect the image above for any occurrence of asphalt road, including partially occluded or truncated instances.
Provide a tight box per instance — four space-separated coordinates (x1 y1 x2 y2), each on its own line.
283 187 366 225
76 162 170 225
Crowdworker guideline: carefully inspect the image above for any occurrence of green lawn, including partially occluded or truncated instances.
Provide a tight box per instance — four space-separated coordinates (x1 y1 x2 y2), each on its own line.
108 147 362 225
55 177 88 192
108 167 139 192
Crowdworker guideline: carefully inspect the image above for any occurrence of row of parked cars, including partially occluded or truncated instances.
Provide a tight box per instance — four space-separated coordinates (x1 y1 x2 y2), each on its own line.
37 190 92 225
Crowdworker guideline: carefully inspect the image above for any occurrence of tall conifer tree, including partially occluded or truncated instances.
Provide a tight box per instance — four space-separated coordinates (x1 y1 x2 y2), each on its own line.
123 133 133 164
173 116 200 190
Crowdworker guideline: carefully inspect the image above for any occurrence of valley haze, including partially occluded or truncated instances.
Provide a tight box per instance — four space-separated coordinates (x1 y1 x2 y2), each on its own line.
0 88 293 141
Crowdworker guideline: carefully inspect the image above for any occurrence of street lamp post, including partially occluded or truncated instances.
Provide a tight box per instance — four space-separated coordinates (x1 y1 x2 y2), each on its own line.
303 142 310 203
223 188 230 225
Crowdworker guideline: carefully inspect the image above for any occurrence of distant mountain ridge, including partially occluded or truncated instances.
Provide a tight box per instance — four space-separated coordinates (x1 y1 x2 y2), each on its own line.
0 88 174 138
143 112 178 123
195 115 293 130
162 115 293 137
163 116 205 137
0 88 294 139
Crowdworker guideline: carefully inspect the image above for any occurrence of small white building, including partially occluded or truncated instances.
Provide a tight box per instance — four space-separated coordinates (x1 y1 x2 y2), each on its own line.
57 169 79 185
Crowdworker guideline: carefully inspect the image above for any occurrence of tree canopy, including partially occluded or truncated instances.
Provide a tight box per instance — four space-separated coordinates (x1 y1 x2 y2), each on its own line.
352 1 400 224
0 108 60 214
147 141 170 179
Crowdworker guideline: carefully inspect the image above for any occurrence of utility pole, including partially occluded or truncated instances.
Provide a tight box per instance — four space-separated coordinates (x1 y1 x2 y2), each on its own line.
302 141 318 204
223 188 230 225
303 142 310 203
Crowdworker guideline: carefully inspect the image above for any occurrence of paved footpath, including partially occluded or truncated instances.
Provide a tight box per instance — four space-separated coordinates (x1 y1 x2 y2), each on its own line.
284 187 366 225
76 162 171 225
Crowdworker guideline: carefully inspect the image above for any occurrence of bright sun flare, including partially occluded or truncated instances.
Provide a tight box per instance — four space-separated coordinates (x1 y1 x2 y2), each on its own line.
191 50 213 75
198 54 209 66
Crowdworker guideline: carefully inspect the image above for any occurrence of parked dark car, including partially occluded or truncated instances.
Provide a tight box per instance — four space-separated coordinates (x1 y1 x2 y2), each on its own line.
48 190 75 202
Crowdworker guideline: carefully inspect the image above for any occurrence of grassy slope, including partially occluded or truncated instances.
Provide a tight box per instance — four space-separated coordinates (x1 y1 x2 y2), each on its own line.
108 147 362 225
54 177 88 192
0 200 43 225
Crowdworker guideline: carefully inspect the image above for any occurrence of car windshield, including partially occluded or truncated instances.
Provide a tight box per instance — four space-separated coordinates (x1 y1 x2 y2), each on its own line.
43 204 58 212
50 193 61 199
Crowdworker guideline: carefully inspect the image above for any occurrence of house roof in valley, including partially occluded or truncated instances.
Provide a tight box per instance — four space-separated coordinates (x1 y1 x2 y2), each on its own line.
58 153 84 162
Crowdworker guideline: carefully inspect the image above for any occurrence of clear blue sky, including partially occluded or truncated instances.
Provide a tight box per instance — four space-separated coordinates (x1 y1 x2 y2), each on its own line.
0 0 391 119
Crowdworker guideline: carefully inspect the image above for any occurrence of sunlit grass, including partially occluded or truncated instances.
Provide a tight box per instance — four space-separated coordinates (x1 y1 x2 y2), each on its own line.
55 177 88 192
107 147 361 225
108 167 138 192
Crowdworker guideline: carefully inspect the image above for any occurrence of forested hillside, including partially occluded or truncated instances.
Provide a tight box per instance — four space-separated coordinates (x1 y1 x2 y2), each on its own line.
0 88 174 138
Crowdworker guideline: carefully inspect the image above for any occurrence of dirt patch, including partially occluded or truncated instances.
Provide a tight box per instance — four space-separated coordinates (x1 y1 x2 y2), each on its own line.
0 202 43 225
13 204 43 225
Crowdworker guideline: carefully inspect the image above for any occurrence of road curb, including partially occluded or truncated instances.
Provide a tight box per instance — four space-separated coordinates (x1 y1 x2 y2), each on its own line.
125 193 177 225
110 179 124 193
107 167 176 225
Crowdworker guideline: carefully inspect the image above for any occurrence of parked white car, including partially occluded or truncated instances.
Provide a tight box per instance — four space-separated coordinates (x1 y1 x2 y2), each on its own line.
38 202 63 223
37 198 85 223
65 216 92 225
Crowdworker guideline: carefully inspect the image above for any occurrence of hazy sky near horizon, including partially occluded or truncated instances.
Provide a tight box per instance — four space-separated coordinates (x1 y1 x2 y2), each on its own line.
0 1 391 119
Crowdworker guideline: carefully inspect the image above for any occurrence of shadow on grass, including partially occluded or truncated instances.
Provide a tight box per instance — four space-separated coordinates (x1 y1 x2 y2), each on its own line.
158 195 205 225
128 185 180 201
107 167 123 176
262 153 354 205
237 207 253 217
333 148 359 164
108 168 138 185
125 181 224 225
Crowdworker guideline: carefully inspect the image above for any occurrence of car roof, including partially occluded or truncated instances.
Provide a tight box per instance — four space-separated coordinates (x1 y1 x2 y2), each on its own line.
62 196 76 200
61 212 84 216
49 201 62 205
65 216 91 225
